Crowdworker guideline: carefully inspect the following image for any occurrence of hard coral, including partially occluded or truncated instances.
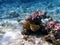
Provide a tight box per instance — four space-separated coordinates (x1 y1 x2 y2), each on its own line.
30 24 40 32
23 11 60 37
23 19 40 32
22 11 46 35
31 11 46 20
53 24 60 31
23 19 30 30
53 24 60 39
45 20 55 31
22 11 60 45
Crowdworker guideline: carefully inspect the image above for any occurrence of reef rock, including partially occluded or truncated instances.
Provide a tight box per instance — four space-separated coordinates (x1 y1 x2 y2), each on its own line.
22 11 60 45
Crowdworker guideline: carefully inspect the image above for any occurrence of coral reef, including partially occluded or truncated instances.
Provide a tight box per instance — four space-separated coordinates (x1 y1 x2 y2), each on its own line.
22 11 49 34
22 11 60 45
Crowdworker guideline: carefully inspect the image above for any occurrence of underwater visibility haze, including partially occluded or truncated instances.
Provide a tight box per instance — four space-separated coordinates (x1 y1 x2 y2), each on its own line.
0 0 60 45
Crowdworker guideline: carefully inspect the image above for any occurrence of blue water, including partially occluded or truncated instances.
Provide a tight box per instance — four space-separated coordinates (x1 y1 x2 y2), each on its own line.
0 0 60 20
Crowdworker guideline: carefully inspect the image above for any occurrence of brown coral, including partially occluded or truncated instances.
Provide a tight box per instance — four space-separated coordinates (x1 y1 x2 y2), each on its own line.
22 11 48 35
23 19 30 30
23 19 40 32
30 24 40 32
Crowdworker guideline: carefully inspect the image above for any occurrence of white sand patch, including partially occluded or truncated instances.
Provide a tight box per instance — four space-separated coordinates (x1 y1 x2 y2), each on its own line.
0 20 52 45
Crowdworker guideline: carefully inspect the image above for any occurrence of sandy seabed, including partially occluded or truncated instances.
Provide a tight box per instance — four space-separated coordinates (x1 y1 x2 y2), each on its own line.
0 19 53 45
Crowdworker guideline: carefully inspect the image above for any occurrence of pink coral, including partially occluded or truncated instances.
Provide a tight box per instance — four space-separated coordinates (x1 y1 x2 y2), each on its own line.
31 11 45 20
45 20 60 32
45 20 55 30
53 24 60 31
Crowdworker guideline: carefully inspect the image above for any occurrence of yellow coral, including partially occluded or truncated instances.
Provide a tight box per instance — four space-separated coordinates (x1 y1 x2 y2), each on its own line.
30 24 40 32
23 20 40 32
